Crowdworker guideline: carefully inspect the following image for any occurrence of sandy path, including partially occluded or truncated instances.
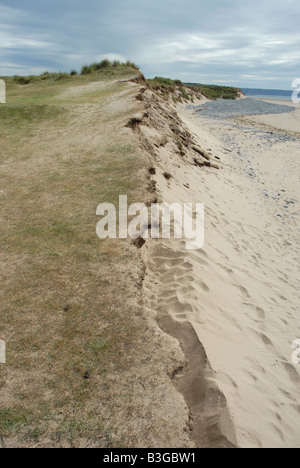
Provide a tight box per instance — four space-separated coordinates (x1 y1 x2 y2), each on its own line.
144 97 300 447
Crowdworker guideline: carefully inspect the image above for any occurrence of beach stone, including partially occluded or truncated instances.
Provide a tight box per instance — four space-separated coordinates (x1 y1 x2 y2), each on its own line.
193 98 295 119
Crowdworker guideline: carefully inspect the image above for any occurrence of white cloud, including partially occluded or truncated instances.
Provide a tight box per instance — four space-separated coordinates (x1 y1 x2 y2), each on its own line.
99 53 128 62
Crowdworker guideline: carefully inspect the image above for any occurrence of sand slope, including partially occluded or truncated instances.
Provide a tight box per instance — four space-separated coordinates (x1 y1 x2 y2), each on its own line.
141 91 300 447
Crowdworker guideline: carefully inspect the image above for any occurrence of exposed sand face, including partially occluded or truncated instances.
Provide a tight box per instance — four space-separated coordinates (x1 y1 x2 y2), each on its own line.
143 93 300 447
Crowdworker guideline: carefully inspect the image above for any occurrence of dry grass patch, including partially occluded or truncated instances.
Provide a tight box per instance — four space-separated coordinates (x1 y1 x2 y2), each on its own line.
0 73 151 447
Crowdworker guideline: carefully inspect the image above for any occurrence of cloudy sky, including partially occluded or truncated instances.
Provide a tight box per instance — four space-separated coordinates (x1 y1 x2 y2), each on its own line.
1 0 299 89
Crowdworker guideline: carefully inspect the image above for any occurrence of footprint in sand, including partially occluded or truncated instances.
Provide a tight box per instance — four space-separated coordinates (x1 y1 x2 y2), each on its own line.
199 281 210 292
235 284 251 298
256 307 266 320
218 264 234 275
281 362 300 384
260 333 273 346
278 295 288 302
278 388 293 401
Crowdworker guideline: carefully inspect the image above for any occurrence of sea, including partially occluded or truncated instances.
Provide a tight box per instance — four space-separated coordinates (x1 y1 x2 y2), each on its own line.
242 88 293 101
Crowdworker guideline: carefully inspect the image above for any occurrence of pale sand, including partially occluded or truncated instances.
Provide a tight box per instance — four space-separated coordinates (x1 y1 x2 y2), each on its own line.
142 92 300 448
242 98 300 134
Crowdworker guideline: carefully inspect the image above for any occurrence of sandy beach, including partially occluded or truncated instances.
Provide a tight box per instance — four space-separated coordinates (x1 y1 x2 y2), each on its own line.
242 98 300 134
142 94 300 448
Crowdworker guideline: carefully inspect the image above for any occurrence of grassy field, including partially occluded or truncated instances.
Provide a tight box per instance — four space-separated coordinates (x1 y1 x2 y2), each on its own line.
0 66 154 447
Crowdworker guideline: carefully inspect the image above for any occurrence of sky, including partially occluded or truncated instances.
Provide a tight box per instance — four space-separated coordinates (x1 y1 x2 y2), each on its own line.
0 0 299 89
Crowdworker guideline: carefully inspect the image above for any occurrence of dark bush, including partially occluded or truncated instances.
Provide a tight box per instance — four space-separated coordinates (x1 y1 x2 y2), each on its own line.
13 76 33 85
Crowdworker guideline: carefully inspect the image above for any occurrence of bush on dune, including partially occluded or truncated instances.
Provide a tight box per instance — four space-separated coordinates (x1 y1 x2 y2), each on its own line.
81 59 140 75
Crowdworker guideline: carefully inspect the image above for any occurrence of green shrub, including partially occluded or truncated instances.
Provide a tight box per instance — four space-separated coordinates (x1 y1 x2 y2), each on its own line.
39 71 70 81
147 77 176 91
125 60 140 70
93 59 111 71
181 92 190 101
81 65 93 75
13 76 34 85
80 60 140 75
54 73 69 81
187 83 240 100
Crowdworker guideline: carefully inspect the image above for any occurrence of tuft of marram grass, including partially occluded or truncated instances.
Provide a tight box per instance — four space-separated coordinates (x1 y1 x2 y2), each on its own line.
81 60 140 75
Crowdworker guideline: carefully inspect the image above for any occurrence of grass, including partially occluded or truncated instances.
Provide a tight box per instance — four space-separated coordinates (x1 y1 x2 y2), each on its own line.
147 77 193 103
2 77 139 109
0 408 33 434
147 77 241 101
186 83 241 100
0 65 150 447
4 61 140 88
147 77 178 94
81 60 140 76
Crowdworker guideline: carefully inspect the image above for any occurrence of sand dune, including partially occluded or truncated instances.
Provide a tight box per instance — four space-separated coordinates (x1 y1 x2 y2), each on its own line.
142 93 300 447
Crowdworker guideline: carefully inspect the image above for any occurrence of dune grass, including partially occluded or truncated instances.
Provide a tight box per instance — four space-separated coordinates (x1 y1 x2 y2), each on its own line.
81 60 140 75
147 77 241 101
2 61 140 91
186 83 241 100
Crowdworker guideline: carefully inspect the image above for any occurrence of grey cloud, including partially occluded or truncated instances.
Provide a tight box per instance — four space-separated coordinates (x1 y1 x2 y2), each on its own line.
0 0 299 88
